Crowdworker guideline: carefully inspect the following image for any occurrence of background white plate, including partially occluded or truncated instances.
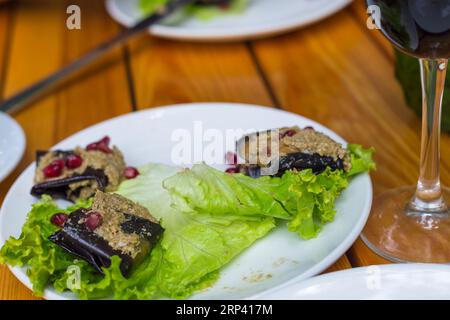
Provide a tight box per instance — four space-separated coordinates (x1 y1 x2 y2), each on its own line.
0 112 25 184
258 264 450 300
106 0 352 42
0 103 372 299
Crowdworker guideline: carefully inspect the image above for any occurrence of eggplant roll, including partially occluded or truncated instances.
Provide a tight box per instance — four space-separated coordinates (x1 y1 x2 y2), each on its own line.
49 191 164 277
31 137 126 202
236 126 351 177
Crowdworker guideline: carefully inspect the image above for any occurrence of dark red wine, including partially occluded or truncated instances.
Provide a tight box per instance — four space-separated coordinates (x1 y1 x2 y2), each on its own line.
367 0 450 58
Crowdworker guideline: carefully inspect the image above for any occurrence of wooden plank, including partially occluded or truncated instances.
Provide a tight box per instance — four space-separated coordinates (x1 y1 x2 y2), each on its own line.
0 6 11 94
0 0 132 299
0 1 65 203
0 265 40 300
128 37 273 107
55 0 132 140
250 6 434 268
0 1 65 300
0 4 40 301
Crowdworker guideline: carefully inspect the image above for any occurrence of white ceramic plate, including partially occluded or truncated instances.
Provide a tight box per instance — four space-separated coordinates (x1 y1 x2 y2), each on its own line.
0 112 25 184
258 264 450 300
105 0 352 42
0 103 372 300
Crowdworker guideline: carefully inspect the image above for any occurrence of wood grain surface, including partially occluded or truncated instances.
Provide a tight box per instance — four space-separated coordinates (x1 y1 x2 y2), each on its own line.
0 0 428 299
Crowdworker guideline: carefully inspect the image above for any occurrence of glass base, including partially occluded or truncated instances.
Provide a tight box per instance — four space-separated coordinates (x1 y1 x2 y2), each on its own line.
361 186 450 263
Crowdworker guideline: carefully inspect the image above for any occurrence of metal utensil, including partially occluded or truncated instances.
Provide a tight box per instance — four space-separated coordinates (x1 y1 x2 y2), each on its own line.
0 0 197 114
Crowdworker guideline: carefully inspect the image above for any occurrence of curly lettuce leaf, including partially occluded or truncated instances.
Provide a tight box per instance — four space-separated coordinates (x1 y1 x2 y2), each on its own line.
279 144 374 238
0 196 92 296
347 144 376 177
278 169 348 239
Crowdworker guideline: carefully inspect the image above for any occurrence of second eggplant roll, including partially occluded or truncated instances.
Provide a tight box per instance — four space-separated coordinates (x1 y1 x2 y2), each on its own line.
235 126 351 177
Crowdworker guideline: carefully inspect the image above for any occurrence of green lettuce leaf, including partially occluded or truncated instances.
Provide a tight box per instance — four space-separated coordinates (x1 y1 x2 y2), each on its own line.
139 0 249 20
139 0 168 14
279 169 348 239
0 196 92 296
347 144 376 177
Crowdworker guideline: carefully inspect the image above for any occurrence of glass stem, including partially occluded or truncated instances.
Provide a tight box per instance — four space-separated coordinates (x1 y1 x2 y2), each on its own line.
409 59 448 213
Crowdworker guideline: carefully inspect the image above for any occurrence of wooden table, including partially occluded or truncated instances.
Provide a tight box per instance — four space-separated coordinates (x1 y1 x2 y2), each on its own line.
0 0 429 299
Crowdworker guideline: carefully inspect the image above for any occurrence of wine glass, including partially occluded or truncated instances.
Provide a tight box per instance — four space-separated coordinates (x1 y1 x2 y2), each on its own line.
363 0 450 262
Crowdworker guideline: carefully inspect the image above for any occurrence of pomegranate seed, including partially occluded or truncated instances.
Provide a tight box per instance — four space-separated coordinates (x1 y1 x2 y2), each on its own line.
86 143 98 151
225 151 238 165
123 166 139 179
66 154 83 169
50 213 68 227
280 129 297 139
86 136 112 153
286 130 297 137
225 167 240 174
43 159 65 178
101 136 110 144
52 159 65 168
85 212 103 231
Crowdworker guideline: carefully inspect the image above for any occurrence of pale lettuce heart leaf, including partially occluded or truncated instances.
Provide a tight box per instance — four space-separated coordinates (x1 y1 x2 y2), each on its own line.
163 163 349 239
163 164 291 220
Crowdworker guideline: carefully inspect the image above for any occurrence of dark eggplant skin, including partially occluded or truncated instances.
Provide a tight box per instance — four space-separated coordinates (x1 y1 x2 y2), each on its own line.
31 167 108 200
244 165 262 179
121 213 164 240
49 208 164 277
277 152 344 176
48 208 129 275
242 153 345 178
32 150 109 201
